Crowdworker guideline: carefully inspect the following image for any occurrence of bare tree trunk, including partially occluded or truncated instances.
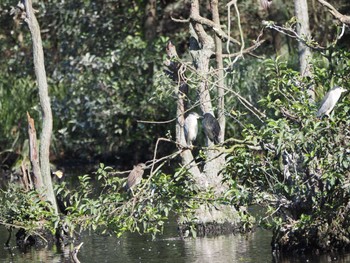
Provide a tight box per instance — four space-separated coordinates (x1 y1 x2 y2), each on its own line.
211 0 225 142
165 0 239 235
185 0 237 232
165 42 201 179
294 0 315 99
189 0 219 192
294 0 312 76
24 0 58 214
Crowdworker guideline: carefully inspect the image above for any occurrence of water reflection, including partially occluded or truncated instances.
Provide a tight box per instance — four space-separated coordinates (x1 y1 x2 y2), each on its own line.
75 228 273 263
185 229 272 263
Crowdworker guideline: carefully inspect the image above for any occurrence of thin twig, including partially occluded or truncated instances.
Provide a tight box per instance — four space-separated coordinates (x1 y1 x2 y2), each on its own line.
137 118 176 124
223 39 266 59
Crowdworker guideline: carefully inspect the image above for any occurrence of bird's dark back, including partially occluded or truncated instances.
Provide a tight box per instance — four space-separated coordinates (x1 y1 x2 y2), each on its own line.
203 113 220 144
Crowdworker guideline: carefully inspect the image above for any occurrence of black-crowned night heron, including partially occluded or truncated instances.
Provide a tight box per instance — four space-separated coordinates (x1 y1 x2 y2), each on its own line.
184 112 201 147
202 112 221 144
317 86 347 117
127 163 146 194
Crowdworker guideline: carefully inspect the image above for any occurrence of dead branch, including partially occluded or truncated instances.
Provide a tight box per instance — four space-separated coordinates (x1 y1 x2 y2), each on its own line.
27 112 43 189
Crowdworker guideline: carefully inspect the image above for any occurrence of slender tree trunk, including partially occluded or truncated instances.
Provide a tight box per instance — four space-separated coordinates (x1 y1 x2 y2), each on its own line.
294 0 312 76
294 0 315 99
211 0 225 142
24 0 58 214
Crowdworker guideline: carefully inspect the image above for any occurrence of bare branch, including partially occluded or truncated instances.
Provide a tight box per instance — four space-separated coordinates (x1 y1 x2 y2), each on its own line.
189 0 240 46
171 16 190 23
263 21 327 51
317 0 350 25
227 0 244 54
137 118 176 124
223 39 266 59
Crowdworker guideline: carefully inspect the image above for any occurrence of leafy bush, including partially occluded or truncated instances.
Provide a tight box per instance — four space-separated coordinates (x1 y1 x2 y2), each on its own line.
51 163 205 238
0 184 59 236
225 53 350 252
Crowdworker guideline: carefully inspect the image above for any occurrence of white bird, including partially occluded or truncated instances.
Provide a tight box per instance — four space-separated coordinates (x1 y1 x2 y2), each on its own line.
317 86 347 117
184 112 201 147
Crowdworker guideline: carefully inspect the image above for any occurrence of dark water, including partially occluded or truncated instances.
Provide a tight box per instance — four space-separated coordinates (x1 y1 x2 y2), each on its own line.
0 224 273 263
2 223 350 263
1 170 350 262
3 221 350 262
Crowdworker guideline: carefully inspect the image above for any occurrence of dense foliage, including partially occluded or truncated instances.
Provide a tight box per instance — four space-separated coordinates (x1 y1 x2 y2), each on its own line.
0 0 177 167
1 163 228 241
225 51 350 252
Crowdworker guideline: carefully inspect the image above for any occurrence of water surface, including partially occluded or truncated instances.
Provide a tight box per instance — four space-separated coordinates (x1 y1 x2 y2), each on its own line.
0 223 273 262
2 223 350 262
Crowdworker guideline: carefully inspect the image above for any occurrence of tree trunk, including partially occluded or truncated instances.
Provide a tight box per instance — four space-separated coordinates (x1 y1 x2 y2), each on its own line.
211 0 225 142
24 0 58 214
181 0 238 233
294 0 315 99
165 42 202 179
165 0 239 236
294 0 312 76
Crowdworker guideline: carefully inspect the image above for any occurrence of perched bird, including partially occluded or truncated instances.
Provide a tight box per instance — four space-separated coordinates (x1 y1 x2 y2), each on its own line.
127 163 146 194
202 112 221 144
184 112 201 147
317 86 347 118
